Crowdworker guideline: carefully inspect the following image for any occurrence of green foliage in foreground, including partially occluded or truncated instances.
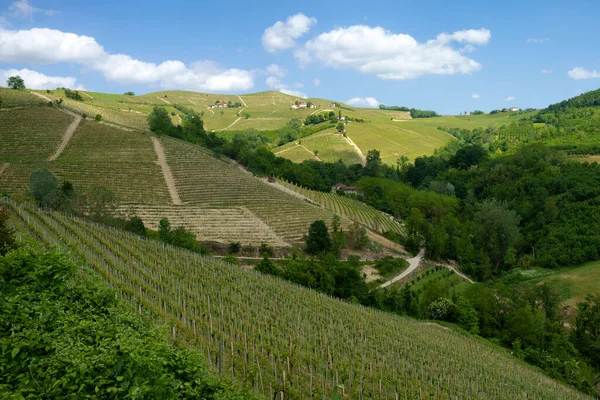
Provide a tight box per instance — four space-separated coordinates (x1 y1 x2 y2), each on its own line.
0 250 250 399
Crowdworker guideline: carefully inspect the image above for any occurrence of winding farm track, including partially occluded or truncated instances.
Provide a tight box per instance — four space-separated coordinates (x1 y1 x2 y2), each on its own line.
31 90 83 162
157 96 171 104
48 109 82 161
188 98 197 105
215 117 241 131
151 137 182 205
81 92 94 100
344 134 367 166
237 95 247 107
379 249 425 288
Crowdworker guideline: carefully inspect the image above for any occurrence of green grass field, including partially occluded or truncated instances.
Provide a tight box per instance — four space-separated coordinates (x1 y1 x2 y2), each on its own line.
510 261 600 311
274 129 363 164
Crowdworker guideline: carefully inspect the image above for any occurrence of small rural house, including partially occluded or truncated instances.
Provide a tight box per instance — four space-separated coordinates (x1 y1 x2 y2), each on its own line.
290 104 298 109
297 101 307 109
509 107 519 112
332 183 357 195
328 103 337 108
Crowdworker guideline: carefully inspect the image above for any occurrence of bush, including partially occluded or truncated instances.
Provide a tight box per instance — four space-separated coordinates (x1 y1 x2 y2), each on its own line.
95 114 102 121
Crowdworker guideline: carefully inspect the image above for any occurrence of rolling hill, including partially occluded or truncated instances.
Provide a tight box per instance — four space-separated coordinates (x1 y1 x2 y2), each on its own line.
0 88 403 248
2 198 591 400
21 88 531 165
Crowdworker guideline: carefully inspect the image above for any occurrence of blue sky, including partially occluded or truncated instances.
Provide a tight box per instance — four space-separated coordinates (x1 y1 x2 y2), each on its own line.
0 0 599 114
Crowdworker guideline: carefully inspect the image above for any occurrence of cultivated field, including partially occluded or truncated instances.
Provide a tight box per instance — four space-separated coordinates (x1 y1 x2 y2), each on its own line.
278 180 405 236
3 198 590 400
274 129 364 165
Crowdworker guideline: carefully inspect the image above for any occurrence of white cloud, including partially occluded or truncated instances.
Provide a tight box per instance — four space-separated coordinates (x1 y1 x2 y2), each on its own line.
294 82 304 88
472 93 480 99
8 0 55 19
0 27 254 92
294 25 490 80
346 96 380 108
265 76 307 98
0 28 105 64
541 69 552 74
505 96 516 102
0 68 82 89
265 64 286 78
262 13 317 52
568 67 600 80
313 78 320 86
527 38 549 43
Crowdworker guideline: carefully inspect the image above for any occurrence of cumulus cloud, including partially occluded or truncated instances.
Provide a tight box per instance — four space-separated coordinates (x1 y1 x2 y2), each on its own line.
568 67 600 80
541 69 552 74
0 68 82 89
294 25 490 80
265 64 286 78
0 27 254 91
313 78 320 86
265 76 307 98
8 0 56 19
505 96 516 102
527 38 549 43
472 93 480 99
346 96 380 108
262 13 317 52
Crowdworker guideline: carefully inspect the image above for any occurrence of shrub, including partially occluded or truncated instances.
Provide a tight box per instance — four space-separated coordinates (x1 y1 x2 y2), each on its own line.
95 114 102 121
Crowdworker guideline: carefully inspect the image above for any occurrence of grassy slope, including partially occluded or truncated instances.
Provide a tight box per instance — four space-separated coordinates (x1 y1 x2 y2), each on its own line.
15 88 535 164
4 201 590 400
512 261 600 310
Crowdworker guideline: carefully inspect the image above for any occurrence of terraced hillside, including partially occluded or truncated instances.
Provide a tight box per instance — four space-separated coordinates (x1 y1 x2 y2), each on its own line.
278 180 405 236
2 199 590 400
0 97 360 245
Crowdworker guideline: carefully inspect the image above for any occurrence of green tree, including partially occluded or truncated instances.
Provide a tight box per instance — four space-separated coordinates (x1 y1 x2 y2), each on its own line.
158 218 172 241
347 221 368 249
305 220 332 255
147 106 175 134
87 186 117 220
125 216 146 237
474 199 521 270
336 123 345 134
0 207 17 255
6 75 25 90
573 295 600 369
365 150 383 177
255 254 280 276
29 169 58 207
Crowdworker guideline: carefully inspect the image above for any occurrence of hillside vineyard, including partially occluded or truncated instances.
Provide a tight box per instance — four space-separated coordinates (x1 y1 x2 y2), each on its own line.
1 198 589 399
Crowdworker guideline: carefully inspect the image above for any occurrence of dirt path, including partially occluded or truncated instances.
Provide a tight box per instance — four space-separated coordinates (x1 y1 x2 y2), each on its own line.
270 109 280 114
157 96 171 104
0 163 8 177
438 262 475 284
343 134 367 166
215 117 241 131
48 109 82 161
237 95 247 108
31 92 51 102
298 143 321 161
99 121 133 131
310 108 332 116
236 108 245 117
188 98 197 105
379 248 425 288
262 178 312 202
151 137 182 205
206 107 215 116
81 92 94 100
367 231 406 254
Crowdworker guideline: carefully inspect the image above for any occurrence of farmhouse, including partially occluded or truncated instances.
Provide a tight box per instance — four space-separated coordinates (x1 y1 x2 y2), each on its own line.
297 101 307 109
328 103 337 108
509 107 519 112
332 183 357 194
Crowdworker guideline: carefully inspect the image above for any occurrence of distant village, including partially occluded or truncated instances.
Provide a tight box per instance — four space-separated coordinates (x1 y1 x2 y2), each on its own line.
290 100 338 110
209 100 243 109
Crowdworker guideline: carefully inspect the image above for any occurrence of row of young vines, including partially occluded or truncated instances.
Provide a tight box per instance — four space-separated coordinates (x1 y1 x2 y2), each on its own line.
2 198 591 400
